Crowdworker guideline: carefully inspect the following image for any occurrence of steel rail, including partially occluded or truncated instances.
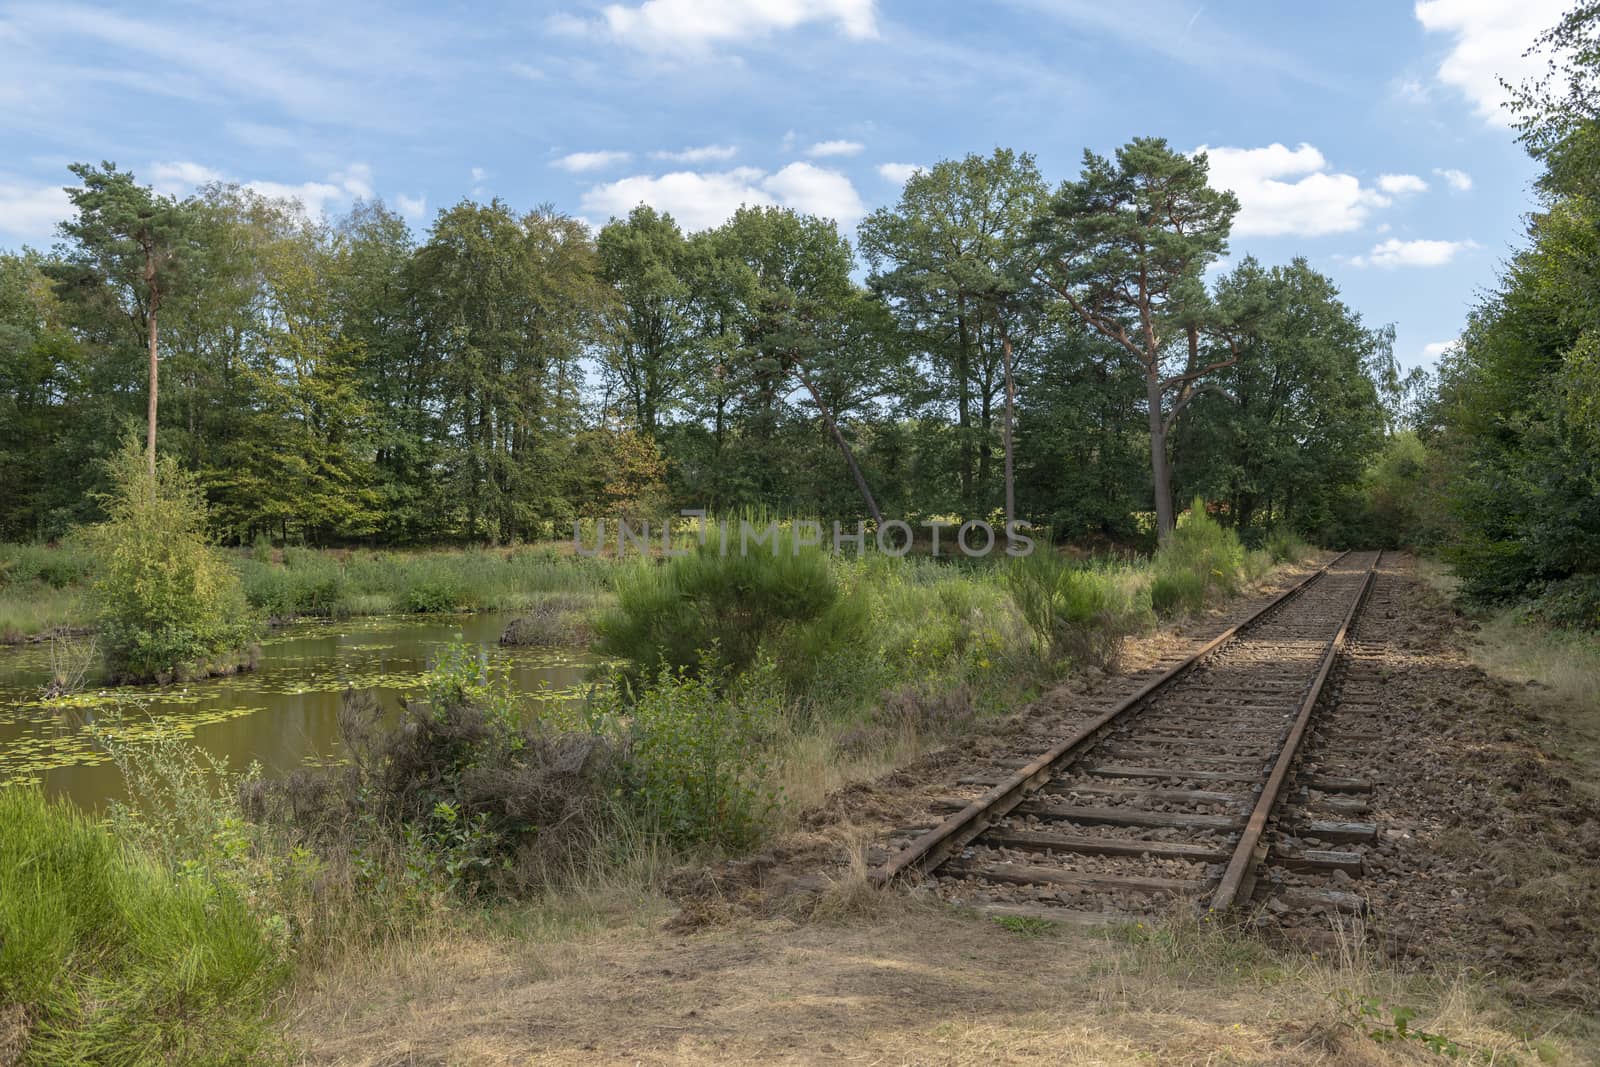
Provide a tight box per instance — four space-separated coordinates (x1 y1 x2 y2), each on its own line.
1208 550 1380 912
870 550 1354 887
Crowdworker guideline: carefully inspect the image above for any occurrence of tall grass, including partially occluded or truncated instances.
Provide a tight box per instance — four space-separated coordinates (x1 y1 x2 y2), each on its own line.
0 787 288 1063
236 547 614 619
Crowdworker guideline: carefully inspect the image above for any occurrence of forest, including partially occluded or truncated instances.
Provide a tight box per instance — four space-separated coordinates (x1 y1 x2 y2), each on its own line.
1 140 1407 553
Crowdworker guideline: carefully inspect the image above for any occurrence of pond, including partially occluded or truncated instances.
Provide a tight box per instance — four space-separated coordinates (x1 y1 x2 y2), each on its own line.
0 613 601 809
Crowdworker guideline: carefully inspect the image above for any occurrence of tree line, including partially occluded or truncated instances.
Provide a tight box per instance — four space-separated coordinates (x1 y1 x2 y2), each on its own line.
1390 2 1600 615
0 138 1399 548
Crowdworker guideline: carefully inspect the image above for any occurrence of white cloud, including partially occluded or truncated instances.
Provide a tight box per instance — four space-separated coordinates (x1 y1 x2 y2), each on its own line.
1422 338 1460 359
1434 167 1473 191
140 160 374 216
1351 237 1477 269
877 162 924 183
1414 0 1571 125
0 180 71 244
598 0 878 51
1197 142 1391 237
1377 173 1428 195
508 62 545 80
470 166 487 182
580 162 865 230
762 161 866 223
206 163 372 216
552 150 633 172
148 160 226 195
806 139 864 158
651 144 739 163
582 168 777 231
395 193 426 221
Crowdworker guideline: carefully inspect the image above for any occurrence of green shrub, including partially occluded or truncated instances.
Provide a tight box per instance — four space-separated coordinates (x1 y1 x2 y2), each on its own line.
1008 552 1148 667
596 659 780 851
594 528 866 690
1150 499 1246 618
1525 575 1600 631
1265 528 1311 564
1150 569 1207 616
0 541 94 589
0 787 287 1063
86 441 260 682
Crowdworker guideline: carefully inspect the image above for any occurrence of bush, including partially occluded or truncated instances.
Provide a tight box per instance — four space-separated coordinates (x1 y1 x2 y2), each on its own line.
249 644 619 900
1006 552 1148 669
1150 568 1207 616
86 441 260 683
0 541 94 589
1525 575 1600 631
592 659 780 851
0 787 287 1063
1265 528 1311 564
1150 499 1246 618
594 528 867 690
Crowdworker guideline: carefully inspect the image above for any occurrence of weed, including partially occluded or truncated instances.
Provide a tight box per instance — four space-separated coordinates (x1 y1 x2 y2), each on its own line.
994 914 1059 937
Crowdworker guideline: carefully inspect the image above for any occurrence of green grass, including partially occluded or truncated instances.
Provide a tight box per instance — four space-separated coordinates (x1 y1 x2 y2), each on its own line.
236 546 615 619
0 582 82 643
0 787 288 1064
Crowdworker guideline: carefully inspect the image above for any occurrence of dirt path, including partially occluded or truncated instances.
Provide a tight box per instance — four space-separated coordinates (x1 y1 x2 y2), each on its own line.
290 556 1600 1065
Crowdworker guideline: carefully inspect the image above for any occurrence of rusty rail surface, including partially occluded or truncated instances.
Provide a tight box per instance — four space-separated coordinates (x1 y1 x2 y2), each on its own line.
870 550 1355 889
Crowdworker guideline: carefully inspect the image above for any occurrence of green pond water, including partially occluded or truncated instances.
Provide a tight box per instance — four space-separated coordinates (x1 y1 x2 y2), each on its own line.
0 613 600 808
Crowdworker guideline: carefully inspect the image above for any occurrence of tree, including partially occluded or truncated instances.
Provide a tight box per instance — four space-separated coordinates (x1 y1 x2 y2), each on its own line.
53 163 195 477
859 150 1049 527
1035 137 1240 540
413 200 607 543
597 205 694 437
712 206 886 523
1173 257 1388 534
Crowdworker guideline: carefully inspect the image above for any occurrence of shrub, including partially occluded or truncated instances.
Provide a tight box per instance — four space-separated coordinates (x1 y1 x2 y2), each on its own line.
1525 575 1600 631
86 441 260 683
1150 568 1207 616
1150 500 1246 618
1265 528 1311 564
250 645 619 899
593 659 781 851
1007 552 1148 669
0 787 287 1063
594 528 866 690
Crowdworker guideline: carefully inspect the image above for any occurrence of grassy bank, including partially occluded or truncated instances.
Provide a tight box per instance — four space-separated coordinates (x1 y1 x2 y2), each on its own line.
0 542 617 642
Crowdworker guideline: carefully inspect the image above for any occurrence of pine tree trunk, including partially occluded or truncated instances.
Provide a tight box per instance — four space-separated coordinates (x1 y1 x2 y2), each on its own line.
1147 373 1174 542
144 252 160 478
1001 328 1017 547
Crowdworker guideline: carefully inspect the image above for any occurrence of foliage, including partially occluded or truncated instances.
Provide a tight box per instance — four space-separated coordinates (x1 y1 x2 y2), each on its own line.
591 659 781 851
85 439 258 682
593 525 868 691
0 787 287 1064
1150 500 1246 616
1172 257 1391 540
1525 574 1600 630
1005 550 1149 668
5 152 1400 552
1334 991 1476 1060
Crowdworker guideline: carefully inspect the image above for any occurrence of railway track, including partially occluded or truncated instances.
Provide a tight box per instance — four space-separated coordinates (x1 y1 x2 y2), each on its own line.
871 549 1382 924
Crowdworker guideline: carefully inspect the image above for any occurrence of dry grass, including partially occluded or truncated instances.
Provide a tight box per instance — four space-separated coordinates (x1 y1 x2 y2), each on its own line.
289 901 1577 1065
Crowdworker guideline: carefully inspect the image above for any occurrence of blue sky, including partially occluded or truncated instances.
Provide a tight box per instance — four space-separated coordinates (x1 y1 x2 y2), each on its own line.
0 0 1574 370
